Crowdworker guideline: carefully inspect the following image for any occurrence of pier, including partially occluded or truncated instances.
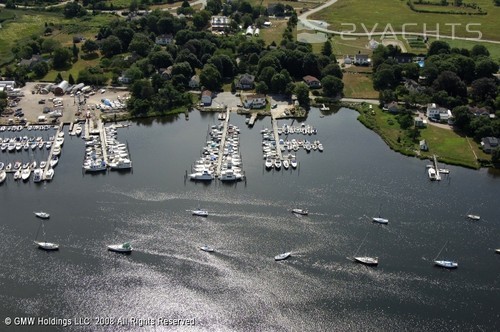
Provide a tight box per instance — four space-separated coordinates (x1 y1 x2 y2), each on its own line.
215 107 231 177
248 113 258 126
97 119 108 164
432 155 442 181
271 118 283 161
43 123 63 178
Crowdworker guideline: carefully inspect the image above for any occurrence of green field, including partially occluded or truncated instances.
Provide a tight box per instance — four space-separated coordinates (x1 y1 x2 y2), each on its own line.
311 0 500 41
342 72 378 99
427 37 500 61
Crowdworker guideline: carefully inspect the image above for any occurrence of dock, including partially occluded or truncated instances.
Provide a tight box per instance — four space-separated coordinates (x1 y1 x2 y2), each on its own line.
432 155 442 181
248 113 258 126
97 119 108 164
43 123 64 176
215 107 231 177
271 118 283 161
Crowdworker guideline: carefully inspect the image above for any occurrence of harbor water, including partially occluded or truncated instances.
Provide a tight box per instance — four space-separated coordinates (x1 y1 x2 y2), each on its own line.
0 108 499 331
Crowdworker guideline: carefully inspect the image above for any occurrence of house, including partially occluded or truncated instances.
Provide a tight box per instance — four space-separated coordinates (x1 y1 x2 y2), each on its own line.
189 75 200 89
303 75 321 89
155 34 173 45
201 90 212 106
419 139 428 151
393 55 413 64
426 103 452 121
383 101 399 114
414 116 427 128
368 39 379 50
468 106 490 117
160 66 173 79
118 75 132 84
211 16 231 31
18 55 43 69
343 56 352 65
404 79 424 93
243 94 266 109
481 137 499 154
236 74 255 90
354 54 370 66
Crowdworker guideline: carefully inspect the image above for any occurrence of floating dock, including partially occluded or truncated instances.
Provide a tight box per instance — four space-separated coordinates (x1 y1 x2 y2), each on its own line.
433 155 442 181
215 107 231 177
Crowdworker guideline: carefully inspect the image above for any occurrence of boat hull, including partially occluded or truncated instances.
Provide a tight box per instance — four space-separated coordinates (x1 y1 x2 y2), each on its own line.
274 252 291 261
434 260 458 269
107 245 132 253
354 256 378 266
35 241 59 251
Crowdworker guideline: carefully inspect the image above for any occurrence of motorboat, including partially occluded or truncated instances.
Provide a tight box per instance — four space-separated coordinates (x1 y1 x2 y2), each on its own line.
21 168 31 181
265 158 273 169
200 245 215 252
50 156 59 168
428 167 437 180
189 170 214 181
372 217 389 224
0 170 6 184
34 211 50 219
44 168 54 181
292 208 308 215
274 159 282 169
107 242 132 253
14 170 21 180
108 158 132 170
434 260 458 269
467 214 480 221
52 145 61 156
495 249 500 254
219 170 243 182
83 161 107 172
5 163 12 171
192 209 209 217
283 159 290 169
0 162 4 170
40 161 47 169
318 143 324 152
34 241 59 251
274 252 291 261
354 256 379 266
75 126 82 136
33 169 43 182
291 159 298 169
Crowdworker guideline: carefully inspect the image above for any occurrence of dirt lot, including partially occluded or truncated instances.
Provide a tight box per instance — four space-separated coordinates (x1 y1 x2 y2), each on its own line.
1 82 129 126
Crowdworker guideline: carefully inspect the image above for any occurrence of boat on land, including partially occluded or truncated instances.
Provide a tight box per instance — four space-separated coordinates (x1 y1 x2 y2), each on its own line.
353 233 378 266
274 252 291 261
107 242 132 253
433 241 458 269
292 208 308 215
200 245 215 252
192 209 209 217
34 211 50 219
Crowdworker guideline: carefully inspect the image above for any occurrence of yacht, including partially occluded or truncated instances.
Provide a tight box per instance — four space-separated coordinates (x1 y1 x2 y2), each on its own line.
107 243 132 253
282 159 289 169
265 158 273 169
50 156 59 168
428 167 437 181
21 168 31 181
44 168 54 181
52 145 61 156
33 168 43 183
274 159 282 169
108 158 132 170
189 170 214 181
354 256 379 266
192 209 209 217
83 161 107 172
200 245 215 252
274 252 291 261
34 211 50 219
434 260 458 269
34 241 59 251
292 208 308 215
219 169 242 182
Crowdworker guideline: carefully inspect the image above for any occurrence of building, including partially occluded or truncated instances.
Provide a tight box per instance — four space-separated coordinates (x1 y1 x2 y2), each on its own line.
393 55 413 64
426 103 452 121
18 55 43 69
419 139 428 151
155 34 173 45
245 26 254 36
118 75 132 84
383 101 399 114
414 117 427 128
354 54 370 66
189 75 200 89
0 80 15 92
160 66 173 80
244 94 266 109
236 74 255 90
211 16 231 31
53 80 69 96
201 90 212 106
343 56 352 65
303 75 321 89
481 137 499 154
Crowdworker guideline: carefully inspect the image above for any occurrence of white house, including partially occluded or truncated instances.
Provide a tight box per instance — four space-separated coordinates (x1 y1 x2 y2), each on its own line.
189 75 200 89
426 103 452 120
244 94 266 109
155 34 173 45
211 16 231 31
201 90 212 106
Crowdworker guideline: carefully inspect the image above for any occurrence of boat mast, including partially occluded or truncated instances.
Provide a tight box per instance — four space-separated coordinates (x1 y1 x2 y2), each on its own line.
434 241 448 261
354 233 369 256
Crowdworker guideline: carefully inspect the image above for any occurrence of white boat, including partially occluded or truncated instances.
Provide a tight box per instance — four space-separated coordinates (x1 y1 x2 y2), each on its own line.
34 241 59 251
33 168 43 182
466 214 480 220
50 156 59 168
274 159 282 169
83 161 107 172
200 245 215 252
52 145 61 156
428 167 437 180
353 233 378 266
433 241 457 269
0 170 6 184
34 211 50 219
318 143 324 152
283 159 290 169
21 168 31 181
495 249 500 254
372 205 388 224
219 169 242 182
75 126 82 136
438 168 450 174
274 252 291 261
44 168 54 181
189 170 214 181
14 170 21 180
108 158 132 170
107 242 132 253
291 159 298 169
265 158 274 169
192 209 209 217
292 208 308 215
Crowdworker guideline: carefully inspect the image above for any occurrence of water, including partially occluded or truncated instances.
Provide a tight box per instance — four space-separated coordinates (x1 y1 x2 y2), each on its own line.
1 108 499 331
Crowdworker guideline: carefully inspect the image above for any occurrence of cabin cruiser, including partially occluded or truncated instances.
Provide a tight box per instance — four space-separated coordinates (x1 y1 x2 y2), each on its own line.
189 170 214 181
108 158 132 170
83 161 107 172
354 256 378 266
21 168 31 181
107 243 132 253
219 169 243 182
292 208 308 215
34 211 50 219
428 167 437 180
434 260 458 269
44 168 54 181
33 168 43 183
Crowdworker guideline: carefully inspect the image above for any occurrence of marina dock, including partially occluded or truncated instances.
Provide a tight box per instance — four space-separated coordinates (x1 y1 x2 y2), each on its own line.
215 107 231 177
433 155 442 181
43 123 63 176
248 113 258 126
271 118 283 161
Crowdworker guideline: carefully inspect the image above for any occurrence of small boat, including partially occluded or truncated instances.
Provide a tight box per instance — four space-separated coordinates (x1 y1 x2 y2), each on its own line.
34 211 50 219
107 242 132 253
44 168 54 181
433 241 457 269
291 159 298 169
0 170 6 184
428 167 437 181
274 252 291 261
292 208 308 215
274 159 282 169
200 245 215 252
192 209 209 217
467 214 480 221
50 156 59 168
283 159 290 169
372 217 389 224
189 170 214 181
33 168 43 182
108 158 132 170
354 256 379 266
14 170 21 180
21 168 31 181
34 241 59 251
495 249 500 254
265 158 273 169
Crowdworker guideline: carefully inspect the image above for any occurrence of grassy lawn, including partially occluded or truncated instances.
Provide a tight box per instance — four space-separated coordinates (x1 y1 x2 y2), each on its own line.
427 37 500 62
342 72 378 99
247 0 323 10
331 37 372 57
260 19 289 46
356 104 484 168
311 0 500 41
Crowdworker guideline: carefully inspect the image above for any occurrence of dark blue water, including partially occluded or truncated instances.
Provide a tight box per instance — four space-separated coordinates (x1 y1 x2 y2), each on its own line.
0 108 499 331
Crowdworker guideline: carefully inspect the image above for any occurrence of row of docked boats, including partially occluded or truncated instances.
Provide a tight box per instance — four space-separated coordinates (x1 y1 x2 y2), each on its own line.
279 138 323 153
0 135 57 152
278 123 317 136
1 125 56 132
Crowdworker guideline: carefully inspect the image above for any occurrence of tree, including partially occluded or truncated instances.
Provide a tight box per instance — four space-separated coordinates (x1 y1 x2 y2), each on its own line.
379 89 397 106
258 66 277 87
428 40 450 56
32 62 49 78
321 40 332 57
321 75 344 97
321 63 343 79
200 64 222 91
492 148 500 164
99 36 122 58
373 68 396 90
294 82 310 108
55 72 64 84
149 50 174 69
470 78 498 102
130 0 138 12
471 44 489 58
63 2 86 19
52 48 72 70
128 34 153 57
206 0 222 15
432 71 467 97
255 82 268 94
72 44 79 60
81 40 99 54
452 105 473 132
68 73 75 85
475 58 498 78
41 39 61 55
193 11 211 30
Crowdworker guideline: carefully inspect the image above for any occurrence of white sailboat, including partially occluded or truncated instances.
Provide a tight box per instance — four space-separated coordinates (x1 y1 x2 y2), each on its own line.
372 205 388 224
433 241 458 269
34 219 59 251
274 252 291 261
353 233 378 266
192 209 209 217
200 245 215 252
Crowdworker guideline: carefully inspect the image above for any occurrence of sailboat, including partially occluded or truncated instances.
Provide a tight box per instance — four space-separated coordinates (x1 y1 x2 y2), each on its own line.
108 242 133 253
465 206 480 220
353 233 378 266
34 219 59 251
200 245 215 252
433 241 458 269
372 205 388 224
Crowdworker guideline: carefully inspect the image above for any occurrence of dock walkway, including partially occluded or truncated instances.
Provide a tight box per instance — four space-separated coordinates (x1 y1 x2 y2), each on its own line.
271 118 282 161
215 107 231 177
433 155 441 181
44 123 64 176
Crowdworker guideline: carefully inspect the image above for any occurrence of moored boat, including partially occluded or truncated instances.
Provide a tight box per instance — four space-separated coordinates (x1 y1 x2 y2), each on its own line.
44 168 54 181
292 208 308 215
354 256 379 266
107 242 132 253
34 241 59 251
0 170 6 184
200 245 215 252
34 211 50 219
274 252 291 261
